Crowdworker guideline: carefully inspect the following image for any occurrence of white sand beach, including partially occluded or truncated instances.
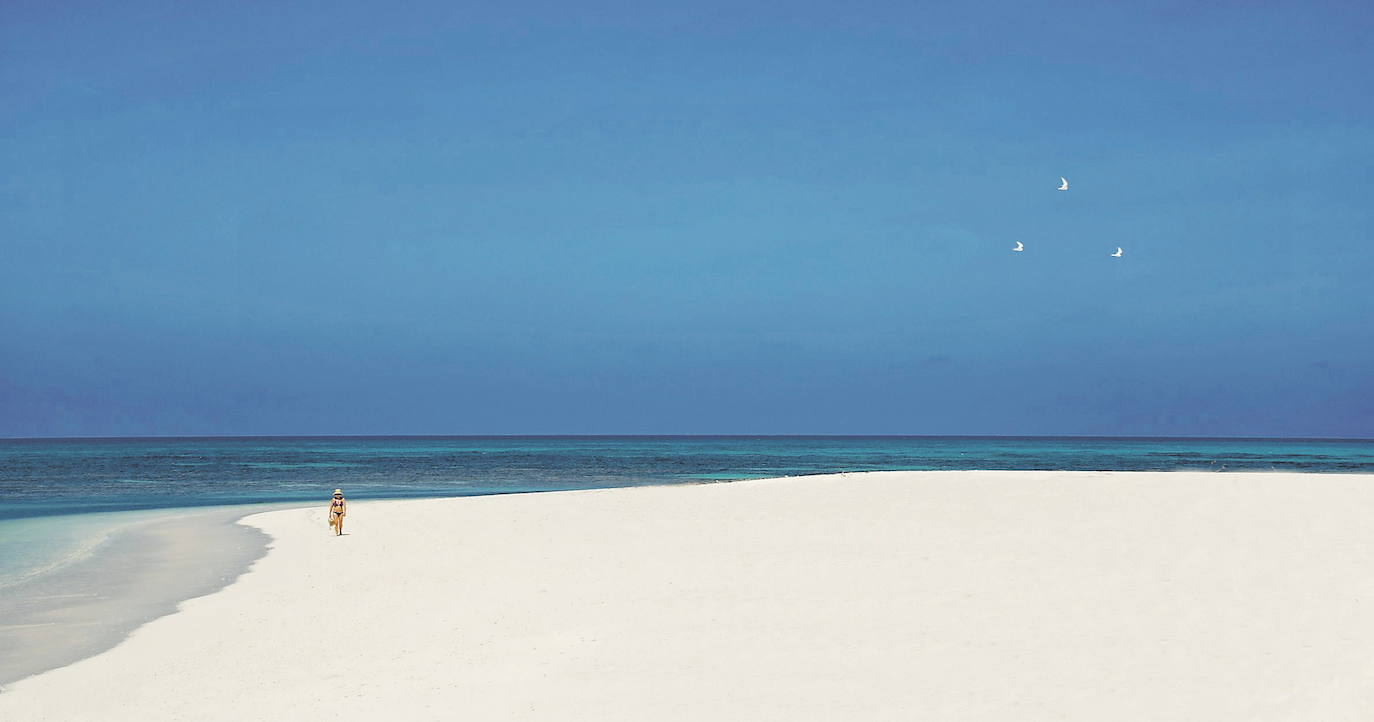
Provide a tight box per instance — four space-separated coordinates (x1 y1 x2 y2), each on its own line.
3 471 1374 720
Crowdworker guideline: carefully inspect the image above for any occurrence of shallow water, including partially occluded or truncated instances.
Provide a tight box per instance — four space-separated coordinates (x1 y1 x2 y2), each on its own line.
0 509 199 593
0 504 295 685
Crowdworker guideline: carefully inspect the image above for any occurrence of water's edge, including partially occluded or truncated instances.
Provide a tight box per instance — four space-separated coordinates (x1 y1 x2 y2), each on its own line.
0 503 308 687
6 465 1374 687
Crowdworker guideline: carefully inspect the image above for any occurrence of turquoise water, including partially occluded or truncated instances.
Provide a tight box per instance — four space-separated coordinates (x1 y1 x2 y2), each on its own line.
4 436 1373 522
0 507 201 591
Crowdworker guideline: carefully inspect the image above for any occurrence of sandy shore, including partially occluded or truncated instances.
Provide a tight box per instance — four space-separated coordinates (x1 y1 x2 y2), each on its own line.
3 471 1373 720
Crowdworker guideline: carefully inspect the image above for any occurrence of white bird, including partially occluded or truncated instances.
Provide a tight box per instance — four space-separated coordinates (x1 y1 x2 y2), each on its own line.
1057 176 1069 191
1111 247 1123 257
1013 241 1024 252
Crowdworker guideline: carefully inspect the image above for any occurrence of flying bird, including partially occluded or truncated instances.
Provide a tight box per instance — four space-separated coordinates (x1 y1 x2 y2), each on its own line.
1111 247 1123 257
1013 241 1024 252
1057 177 1069 191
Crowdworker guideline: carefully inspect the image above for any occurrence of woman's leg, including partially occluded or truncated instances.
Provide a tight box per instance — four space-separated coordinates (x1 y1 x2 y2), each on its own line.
336 515 344 535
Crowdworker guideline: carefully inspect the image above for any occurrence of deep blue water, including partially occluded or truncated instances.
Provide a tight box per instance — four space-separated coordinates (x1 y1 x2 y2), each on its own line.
3 435 1373 521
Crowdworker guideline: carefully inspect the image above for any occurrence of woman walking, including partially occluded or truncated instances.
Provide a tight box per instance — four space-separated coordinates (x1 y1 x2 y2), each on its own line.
328 488 347 536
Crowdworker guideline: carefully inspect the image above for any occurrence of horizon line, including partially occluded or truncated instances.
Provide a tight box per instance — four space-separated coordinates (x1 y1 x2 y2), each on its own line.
3 434 1373 443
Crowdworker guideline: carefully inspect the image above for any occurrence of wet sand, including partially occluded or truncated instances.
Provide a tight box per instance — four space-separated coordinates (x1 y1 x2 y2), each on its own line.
0 505 298 685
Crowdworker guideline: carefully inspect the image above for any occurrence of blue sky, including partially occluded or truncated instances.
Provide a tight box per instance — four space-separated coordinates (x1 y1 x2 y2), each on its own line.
2 1 1371 437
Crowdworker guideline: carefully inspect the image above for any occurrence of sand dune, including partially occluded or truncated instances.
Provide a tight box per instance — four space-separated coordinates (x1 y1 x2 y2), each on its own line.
4 471 1374 720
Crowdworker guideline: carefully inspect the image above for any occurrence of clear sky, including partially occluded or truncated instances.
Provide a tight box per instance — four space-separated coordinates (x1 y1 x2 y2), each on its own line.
2 1 1371 437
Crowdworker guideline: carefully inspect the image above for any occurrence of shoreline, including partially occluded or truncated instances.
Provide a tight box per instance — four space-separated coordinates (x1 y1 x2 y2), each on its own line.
5 470 1374 719
0 503 308 685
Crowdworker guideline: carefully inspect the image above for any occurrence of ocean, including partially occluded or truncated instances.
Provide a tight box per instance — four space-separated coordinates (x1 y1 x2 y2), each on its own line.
3 435 1373 588
5 435 1374 522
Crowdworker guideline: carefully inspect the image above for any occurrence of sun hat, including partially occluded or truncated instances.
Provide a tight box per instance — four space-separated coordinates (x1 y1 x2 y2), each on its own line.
333 489 343 495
